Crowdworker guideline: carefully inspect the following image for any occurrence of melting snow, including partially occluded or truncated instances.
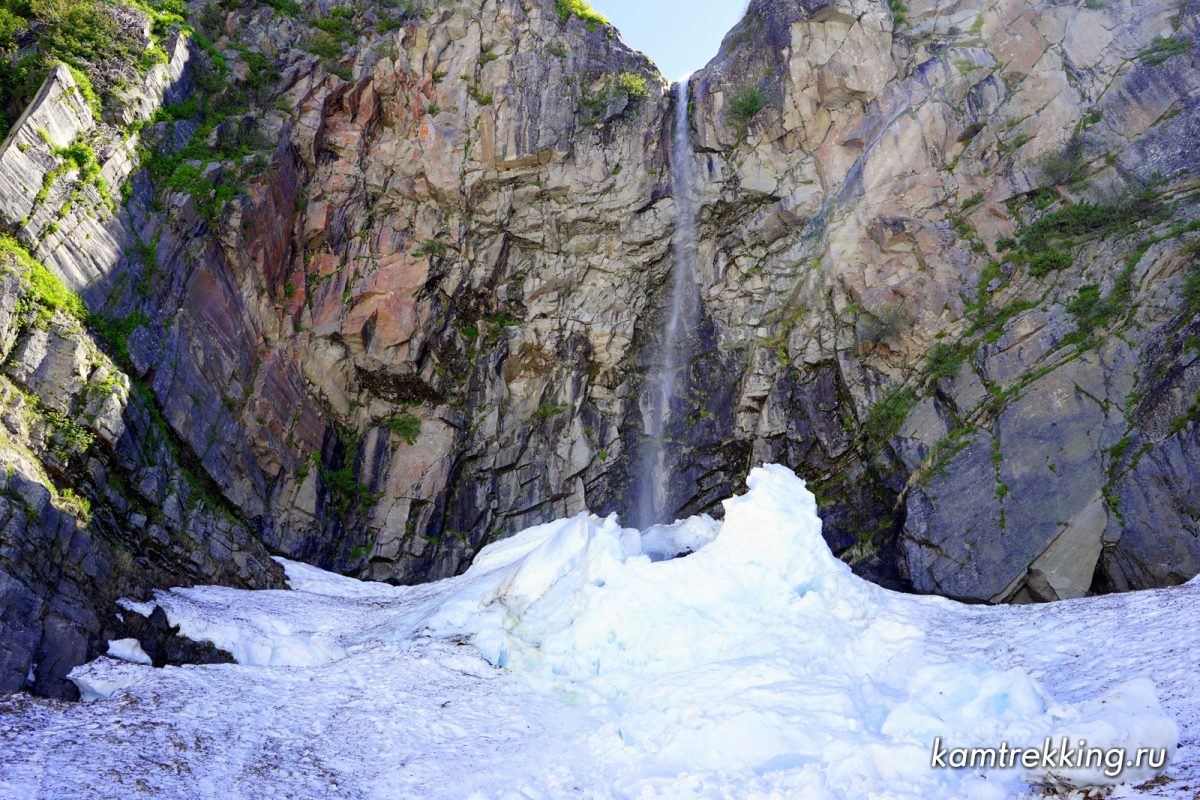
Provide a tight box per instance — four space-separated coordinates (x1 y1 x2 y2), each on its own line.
0 465 1196 799
105 639 152 666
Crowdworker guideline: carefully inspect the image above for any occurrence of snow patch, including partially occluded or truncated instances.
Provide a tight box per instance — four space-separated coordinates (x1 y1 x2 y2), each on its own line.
69 658 148 701
276 557 412 599
106 638 152 665
151 594 348 667
116 598 155 618
1033 677 1178 789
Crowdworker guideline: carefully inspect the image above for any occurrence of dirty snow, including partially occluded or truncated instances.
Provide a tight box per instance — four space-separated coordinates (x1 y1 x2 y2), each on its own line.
0 465 1196 799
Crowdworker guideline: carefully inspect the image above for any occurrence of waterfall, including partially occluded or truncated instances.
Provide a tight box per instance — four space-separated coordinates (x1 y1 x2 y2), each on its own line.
632 79 701 528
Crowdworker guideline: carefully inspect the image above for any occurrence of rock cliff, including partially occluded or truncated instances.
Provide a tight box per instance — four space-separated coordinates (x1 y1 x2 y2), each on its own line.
0 0 1197 696
685 0 1200 603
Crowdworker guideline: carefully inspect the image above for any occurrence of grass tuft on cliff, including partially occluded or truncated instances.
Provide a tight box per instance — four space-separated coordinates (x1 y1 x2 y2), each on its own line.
0 234 86 320
861 386 918 450
386 413 422 445
579 70 651 124
555 0 607 29
1138 36 1190 67
1185 260 1200 315
726 85 767 141
925 341 969 381
1009 186 1167 278
728 86 766 124
0 0 150 137
261 0 302 16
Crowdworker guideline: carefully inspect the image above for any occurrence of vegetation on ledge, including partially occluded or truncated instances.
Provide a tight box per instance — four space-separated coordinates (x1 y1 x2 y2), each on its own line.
580 70 651 124
726 85 766 140
0 234 86 321
555 0 607 30
0 0 158 137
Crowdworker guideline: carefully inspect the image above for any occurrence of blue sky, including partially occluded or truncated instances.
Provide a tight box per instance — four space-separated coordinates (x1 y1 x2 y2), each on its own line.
590 0 749 81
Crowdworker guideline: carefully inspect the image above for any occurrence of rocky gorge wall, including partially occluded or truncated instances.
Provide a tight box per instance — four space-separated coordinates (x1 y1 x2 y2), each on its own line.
0 51 285 697
0 0 1198 696
684 0 1200 603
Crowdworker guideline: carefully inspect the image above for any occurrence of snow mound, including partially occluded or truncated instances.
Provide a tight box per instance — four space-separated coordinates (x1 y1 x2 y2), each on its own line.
427 465 1179 797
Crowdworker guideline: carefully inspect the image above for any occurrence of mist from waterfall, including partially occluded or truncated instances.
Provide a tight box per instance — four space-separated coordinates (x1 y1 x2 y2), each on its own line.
632 79 701 528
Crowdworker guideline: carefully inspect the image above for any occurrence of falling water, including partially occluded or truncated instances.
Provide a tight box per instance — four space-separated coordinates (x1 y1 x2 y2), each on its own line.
632 79 701 528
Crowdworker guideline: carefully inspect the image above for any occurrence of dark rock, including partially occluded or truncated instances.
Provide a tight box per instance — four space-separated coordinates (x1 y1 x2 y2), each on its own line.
900 430 1008 601
114 606 235 668
33 614 87 699
1099 425 1200 591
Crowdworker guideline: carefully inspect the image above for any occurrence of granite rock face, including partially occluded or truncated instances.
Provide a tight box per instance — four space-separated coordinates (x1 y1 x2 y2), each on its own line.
0 253 283 698
1 0 1199 696
678 0 1200 601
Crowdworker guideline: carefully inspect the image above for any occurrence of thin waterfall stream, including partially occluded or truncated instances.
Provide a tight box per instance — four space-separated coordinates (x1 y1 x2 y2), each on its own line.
632 79 702 528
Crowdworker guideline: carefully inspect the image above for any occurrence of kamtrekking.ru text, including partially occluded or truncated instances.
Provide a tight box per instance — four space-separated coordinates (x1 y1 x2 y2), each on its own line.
930 737 1168 778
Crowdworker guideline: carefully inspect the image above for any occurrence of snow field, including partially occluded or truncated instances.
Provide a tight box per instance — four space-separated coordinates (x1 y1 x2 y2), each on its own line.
0 465 1193 799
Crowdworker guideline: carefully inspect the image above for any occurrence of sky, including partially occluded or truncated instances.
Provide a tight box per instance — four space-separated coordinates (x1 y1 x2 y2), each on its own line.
590 0 749 81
